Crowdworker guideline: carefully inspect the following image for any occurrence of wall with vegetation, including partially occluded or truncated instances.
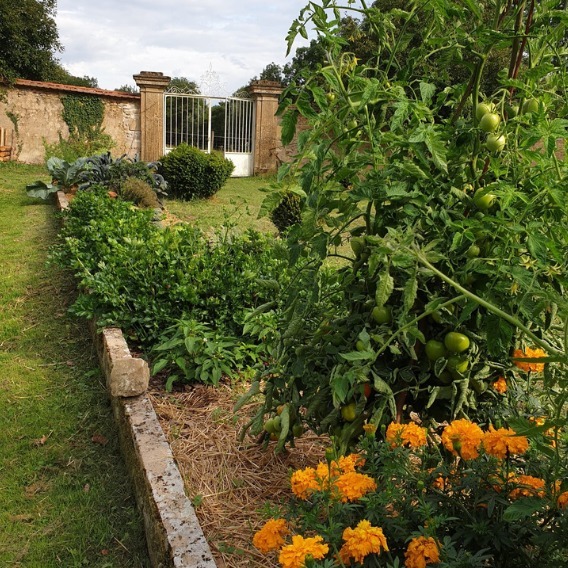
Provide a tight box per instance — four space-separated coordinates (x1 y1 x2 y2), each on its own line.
0 79 140 163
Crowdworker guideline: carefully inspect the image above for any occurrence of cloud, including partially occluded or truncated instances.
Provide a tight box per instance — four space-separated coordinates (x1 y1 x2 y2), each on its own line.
55 0 311 92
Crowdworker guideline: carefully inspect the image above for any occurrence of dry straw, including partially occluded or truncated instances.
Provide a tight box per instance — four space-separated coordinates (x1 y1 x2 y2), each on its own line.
149 382 326 568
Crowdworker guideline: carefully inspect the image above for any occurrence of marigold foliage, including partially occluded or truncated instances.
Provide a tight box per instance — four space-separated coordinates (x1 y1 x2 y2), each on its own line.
252 518 289 554
483 425 529 459
441 419 484 460
339 519 389 564
278 534 329 568
404 536 440 568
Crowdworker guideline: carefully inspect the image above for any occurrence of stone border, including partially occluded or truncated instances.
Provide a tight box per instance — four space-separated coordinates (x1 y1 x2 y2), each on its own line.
56 191 217 568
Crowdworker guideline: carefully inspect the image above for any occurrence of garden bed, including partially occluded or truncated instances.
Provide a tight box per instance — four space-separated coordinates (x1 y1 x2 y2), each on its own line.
149 379 327 568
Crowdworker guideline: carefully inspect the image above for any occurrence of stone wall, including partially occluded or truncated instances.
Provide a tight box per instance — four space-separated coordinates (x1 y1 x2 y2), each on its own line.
0 79 141 164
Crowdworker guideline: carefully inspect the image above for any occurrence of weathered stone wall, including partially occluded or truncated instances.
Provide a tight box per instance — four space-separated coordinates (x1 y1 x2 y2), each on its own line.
0 79 141 164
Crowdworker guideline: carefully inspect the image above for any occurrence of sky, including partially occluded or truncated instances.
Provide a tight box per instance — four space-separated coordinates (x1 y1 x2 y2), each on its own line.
54 0 314 95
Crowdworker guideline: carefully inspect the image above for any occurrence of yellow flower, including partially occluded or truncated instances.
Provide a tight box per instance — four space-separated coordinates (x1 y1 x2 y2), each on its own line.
513 347 546 373
252 518 289 554
363 423 378 436
492 376 507 394
334 471 377 502
290 467 319 500
386 422 428 449
557 491 568 509
278 534 329 568
441 419 484 460
483 425 529 459
404 536 440 568
338 520 389 564
508 475 546 500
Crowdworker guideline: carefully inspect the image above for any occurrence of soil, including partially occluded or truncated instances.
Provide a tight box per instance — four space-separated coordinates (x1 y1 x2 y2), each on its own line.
148 379 327 568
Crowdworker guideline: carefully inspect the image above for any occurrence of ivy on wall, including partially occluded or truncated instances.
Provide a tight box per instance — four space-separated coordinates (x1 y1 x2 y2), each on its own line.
61 94 105 141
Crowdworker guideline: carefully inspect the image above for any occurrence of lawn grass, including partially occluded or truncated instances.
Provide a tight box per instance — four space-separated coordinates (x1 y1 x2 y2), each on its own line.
0 163 150 567
164 175 277 234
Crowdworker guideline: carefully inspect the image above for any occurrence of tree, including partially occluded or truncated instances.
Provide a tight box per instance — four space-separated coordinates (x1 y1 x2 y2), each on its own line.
0 0 62 82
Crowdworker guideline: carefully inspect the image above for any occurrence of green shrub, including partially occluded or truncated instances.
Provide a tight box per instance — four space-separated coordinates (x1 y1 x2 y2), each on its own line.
44 132 114 163
52 190 286 349
159 144 235 200
270 191 302 234
120 177 161 209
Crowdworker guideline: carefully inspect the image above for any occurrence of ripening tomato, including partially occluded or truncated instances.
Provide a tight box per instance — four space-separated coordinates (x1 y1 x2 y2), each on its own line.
486 133 506 152
341 402 358 422
425 339 448 361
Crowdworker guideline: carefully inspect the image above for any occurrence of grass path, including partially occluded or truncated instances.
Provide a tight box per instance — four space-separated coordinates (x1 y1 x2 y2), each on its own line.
0 163 149 567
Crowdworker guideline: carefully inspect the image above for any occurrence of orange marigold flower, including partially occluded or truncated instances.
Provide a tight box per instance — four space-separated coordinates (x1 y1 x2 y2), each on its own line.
557 491 568 509
278 534 329 568
509 475 546 500
441 419 484 460
334 471 377 503
513 347 546 373
290 467 319 500
334 453 366 474
386 422 428 449
404 536 440 568
492 376 507 394
252 518 289 554
338 520 389 564
483 425 529 459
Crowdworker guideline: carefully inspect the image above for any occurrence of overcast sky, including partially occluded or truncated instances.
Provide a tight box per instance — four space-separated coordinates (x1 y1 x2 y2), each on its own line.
54 0 313 95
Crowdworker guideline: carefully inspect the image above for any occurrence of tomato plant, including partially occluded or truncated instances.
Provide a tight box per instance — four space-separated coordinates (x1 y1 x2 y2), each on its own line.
240 0 568 453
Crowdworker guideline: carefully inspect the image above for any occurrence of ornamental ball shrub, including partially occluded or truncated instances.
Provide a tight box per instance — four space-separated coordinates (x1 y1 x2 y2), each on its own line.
159 144 235 200
120 177 161 209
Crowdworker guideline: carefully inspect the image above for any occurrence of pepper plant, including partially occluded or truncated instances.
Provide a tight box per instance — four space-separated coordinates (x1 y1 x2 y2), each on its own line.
240 0 568 452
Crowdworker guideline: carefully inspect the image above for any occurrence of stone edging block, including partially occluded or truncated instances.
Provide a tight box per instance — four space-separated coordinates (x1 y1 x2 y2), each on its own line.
92 323 217 568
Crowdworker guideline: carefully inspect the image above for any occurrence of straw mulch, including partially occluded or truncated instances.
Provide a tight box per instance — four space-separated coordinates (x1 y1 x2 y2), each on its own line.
148 381 327 568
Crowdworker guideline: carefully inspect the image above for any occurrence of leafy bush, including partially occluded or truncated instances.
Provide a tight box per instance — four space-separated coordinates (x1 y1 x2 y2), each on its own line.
159 143 235 200
52 190 287 351
44 131 114 164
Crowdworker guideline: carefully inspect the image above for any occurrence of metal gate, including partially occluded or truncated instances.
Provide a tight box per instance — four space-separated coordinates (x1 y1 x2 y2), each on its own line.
164 91 255 177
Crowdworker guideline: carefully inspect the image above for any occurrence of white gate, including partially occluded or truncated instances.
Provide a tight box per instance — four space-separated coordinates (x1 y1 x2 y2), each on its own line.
164 91 255 177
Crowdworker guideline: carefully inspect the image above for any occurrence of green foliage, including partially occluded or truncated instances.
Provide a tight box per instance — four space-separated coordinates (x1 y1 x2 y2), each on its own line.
51 190 287 355
151 319 263 389
120 177 161 209
247 0 568 450
43 132 113 163
78 152 168 197
269 190 303 234
0 0 61 82
159 143 235 200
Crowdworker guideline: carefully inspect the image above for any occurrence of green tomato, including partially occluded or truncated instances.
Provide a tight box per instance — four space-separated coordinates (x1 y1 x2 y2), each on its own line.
447 355 469 377
356 340 366 352
479 112 501 132
486 133 506 152
347 119 358 130
326 92 336 102
473 189 496 210
466 244 481 258
444 331 470 353
476 102 495 121
292 423 304 437
522 98 539 114
350 237 365 257
341 402 358 422
371 305 392 325
425 339 448 361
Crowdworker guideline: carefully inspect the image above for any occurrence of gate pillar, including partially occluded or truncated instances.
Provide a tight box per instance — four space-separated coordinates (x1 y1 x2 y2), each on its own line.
133 71 171 162
248 80 283 175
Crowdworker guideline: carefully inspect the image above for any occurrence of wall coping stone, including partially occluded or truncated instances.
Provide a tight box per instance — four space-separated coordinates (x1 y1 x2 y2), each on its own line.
11 78 140 101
